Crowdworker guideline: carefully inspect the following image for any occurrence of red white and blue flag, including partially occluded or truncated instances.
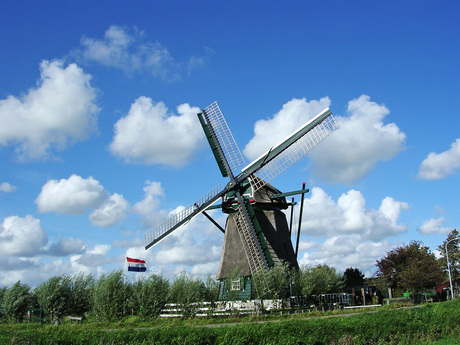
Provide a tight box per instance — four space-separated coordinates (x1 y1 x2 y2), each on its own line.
126 257 147 272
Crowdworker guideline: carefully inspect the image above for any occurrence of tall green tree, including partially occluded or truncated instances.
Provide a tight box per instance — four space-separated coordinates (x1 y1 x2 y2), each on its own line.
69 273 95 317
342 267 365 290
437 229 460 284
131 274 169 319
169 272 205 318
92 270 127 322
300 264 343 296
35 275 72 323
376 241 444 293
3 281 31 322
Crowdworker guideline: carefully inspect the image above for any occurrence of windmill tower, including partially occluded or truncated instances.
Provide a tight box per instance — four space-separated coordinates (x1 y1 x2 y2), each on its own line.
144 101 338 298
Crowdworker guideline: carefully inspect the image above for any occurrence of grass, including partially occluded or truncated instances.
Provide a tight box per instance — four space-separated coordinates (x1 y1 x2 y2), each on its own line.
1 300 459 344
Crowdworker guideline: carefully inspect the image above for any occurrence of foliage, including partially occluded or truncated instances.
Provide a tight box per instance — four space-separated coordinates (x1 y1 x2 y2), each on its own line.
2 281 31 323
35 275 72 323
92 270 127 322
377 240 444 293
2 299 460 344
437 229 460 284
169 272 205 318
204 274 220 308
267 261 291 299
69 273 95 317
300 264 344 296
342 267 365 290
130 273 169 319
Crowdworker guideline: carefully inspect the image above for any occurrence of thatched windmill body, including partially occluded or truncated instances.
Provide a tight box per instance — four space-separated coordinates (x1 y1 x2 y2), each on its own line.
144 101 338 298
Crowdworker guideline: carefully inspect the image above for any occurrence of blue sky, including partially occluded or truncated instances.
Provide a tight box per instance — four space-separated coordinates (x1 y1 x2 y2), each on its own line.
1 1 459 287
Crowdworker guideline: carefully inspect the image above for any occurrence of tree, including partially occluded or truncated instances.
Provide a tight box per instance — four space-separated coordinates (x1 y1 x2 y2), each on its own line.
69 273 95 317
376 241 444 294
268 261 291 299
169 272 205 318
204 274 220 309
3 281 31 322
342 267 365 290
35 275 72 323
92 270 127 322
300 264 343 296
437 229 460 284
131 274 169 319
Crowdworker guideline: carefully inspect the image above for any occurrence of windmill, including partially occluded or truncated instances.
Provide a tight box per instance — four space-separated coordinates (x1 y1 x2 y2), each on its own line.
144 101 338 298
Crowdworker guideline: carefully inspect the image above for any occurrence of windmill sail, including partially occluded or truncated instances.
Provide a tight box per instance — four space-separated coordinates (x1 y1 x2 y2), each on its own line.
202 101 245 177
144 185 223 250
241 108 338 192
233 205 271 296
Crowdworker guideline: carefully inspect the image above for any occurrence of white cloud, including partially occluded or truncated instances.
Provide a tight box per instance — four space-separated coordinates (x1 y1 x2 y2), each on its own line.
89 193 129 227
110 97 204 167
77 25 211 81
36 174 107 214
309 95 406 183
299 237 394 276
0 182 17 193
417 217 451 235
294 186 409 276
35 174 128 227
243 95 406 184
300 187 409 241
132 180 166 227
418 139 460 180
0 60 99 160
243 97 332 160
0 215 48 257
46 237 87 256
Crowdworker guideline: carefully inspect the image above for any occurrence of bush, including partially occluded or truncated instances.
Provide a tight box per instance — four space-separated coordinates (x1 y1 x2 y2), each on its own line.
92 270 127 322
2 281 31 323
35 275 72 323
130 273 169 319
169 272 205 318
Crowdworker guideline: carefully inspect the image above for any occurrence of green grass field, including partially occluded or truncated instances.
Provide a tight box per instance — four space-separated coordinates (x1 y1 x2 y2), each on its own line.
1 300 460 344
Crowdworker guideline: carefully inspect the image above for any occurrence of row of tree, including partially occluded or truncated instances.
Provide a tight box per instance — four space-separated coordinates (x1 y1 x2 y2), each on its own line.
1 229 457 323
375 229 460 296
0 264 356 323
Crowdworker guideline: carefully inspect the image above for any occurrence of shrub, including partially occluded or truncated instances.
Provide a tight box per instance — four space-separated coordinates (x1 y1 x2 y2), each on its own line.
3 281 31 323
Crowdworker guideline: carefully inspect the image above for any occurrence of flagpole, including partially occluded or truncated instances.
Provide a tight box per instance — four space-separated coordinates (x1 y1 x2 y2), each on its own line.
124 254 127 285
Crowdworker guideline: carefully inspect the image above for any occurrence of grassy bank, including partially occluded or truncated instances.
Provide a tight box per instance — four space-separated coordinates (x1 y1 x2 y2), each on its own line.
1 300 459 344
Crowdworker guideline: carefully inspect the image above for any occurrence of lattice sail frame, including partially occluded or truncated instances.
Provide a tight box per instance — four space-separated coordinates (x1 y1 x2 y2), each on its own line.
202 101 246 176
144 185 221 248
247 112 338 192
234 209 271 296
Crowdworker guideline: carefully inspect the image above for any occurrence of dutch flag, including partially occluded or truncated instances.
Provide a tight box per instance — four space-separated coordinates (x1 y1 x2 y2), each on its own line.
126 257 147 272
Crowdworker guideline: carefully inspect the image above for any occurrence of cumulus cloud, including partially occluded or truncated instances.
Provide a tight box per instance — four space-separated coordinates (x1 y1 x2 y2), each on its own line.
244 95 406 184
418 139 460 180
110 97 204 167
0 215 48 257
35 174 129 227
0 182 16 193
0 60 99 160
132 180 166 227
309 95 406 183
76 25 211 81
299 236 394 276
46 237 87 256
36 175 107 214
300 187 409 241
76 244 114 268
417 217 451 235
244 97 331 159
89 193 129 227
